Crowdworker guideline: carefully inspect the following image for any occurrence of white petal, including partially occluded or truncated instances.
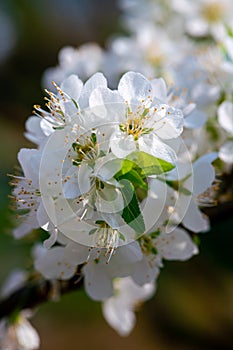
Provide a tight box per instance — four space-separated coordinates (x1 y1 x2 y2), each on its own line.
83 262 114 301
16 319 40 350
102 276 155 336
190 156 216 195
13 215 39 239
43 227 58 249
151 78 168 103
112 242 143 265
89 86 125 122
79 72 107 109
186 17 209 37
36 201 50 230
182 199 210 233
138 134 177 164
63 164 92 199
64 242 93 264
156 228 198 261
96 186 125 214
219 141 233 163
35 246 76 280
184 108 207 129
194 152 218 166
141 179 167 232
218 101 233 134
40 118 54 136
153 105 184 139
103 298 135 336
60 74 83 100
118 71 152 109
17 148 40 181
132 258 160 286
110 131 136 158
24 116 52 145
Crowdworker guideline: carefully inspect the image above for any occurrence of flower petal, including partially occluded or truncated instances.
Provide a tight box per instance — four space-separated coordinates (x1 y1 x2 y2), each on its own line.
153 105 184 139
182 199 209 233
219 141 233 164
79 72 107 109
156 228 198 261
110 131 136 158
138 134 177 164
83 262 114 301
35 246 77 280
218 101 233 134
118 71 152 109
151 78 168 104
63 164 92 199
60 74 83 100
89 86 125 122
184 108 207 129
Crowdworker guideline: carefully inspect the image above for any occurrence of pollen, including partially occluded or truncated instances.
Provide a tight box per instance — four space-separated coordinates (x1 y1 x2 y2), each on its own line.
201 2 226 23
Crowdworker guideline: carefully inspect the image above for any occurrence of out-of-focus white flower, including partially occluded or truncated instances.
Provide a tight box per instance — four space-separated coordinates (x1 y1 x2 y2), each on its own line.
218 101 233 134
132 227 198 285
166 153 218 233
0 313 40 350
218 101 233 164
42 43 104 91
172 0 233 38
102 276 155 336
219 141 233 164
170 55 220 109
119 0 175 34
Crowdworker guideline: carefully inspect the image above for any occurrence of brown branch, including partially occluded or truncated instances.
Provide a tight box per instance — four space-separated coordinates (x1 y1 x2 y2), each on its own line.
0 274 83 320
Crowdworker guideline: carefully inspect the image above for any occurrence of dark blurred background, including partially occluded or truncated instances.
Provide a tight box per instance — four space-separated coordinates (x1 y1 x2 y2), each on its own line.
0 1 233 349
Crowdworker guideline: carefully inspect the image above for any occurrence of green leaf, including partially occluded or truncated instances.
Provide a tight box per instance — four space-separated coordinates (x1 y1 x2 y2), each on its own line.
126 151 175 176
117 169 148 191
120 179 145 234
114 159 134 177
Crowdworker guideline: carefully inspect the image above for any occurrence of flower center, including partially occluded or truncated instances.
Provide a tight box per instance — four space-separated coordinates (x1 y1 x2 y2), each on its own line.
139 230 160 255
146 47 164 67
120 107 153 140
72 133 98 165
93 222 120 262
201 2 226 23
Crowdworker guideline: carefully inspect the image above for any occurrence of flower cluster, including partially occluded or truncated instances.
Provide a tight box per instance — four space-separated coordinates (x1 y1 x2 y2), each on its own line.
11 70 217 336
3 0 233 345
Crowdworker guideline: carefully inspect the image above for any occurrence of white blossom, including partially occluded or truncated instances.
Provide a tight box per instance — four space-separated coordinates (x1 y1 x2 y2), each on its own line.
42 43 104 91
102 276 155 336
0 313 40 350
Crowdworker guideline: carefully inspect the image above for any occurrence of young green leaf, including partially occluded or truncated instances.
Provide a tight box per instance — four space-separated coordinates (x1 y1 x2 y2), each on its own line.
120 179 145 234
126 151 175 176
